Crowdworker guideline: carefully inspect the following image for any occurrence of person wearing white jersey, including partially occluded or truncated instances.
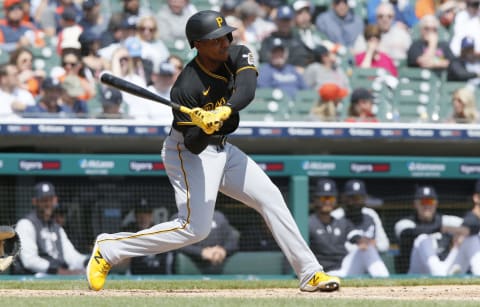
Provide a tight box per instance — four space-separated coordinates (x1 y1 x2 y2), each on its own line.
86 10 340 293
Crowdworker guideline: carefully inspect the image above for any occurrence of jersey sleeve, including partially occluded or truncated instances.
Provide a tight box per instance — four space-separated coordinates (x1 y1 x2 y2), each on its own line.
230 45 258 74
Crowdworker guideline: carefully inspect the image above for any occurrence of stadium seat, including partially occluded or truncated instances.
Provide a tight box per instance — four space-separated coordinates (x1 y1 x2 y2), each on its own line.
164 39 197 64
289 89 317 121
242 88 291 121
175 252 202 274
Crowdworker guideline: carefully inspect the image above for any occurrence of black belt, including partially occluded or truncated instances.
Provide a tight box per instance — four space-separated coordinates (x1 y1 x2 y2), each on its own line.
208 135 227 148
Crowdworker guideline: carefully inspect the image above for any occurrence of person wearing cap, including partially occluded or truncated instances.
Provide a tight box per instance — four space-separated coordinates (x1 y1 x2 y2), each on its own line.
259 5 312 68
123 36 154 86
354 24 398 77
308 179 351 273
258 37 308 99
448 0 480 57
0 0 43 53
121 198 174 275
303 44 350 91
344 87 378 122
448 36 480 84
225 15 260 67
315 0 364 49
22 76 74 117
292 0 330 54
96 87 126 119
367 0 418 29
13 182 88 275
309 83 348 121
78 0 107 36
60 74 89 116
394 185 467 275
0 63 36 116
329 179 390 277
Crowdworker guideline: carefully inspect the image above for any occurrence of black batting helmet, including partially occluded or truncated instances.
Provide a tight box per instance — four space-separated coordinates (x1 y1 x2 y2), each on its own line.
185 10 236 48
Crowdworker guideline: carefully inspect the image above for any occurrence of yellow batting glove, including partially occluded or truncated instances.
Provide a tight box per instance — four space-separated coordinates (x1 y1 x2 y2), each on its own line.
189 108 222 135
212 106 232 121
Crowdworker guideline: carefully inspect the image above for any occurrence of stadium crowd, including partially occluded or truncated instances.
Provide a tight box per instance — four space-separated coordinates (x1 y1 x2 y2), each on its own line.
0 0 479 122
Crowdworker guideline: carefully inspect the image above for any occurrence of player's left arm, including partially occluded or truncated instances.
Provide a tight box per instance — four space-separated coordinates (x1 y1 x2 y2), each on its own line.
223 45 258 113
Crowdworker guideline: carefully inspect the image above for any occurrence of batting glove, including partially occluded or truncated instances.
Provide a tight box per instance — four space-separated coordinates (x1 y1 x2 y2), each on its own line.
189 108 222 135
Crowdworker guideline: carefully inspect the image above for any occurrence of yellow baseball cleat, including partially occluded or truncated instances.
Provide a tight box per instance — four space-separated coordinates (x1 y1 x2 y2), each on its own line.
300 271 340 292
86 243 111 291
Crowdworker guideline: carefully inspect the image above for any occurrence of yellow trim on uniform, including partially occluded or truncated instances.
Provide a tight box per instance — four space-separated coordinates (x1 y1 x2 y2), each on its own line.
236 66 257 74
195 58 228 83
97 143 192 243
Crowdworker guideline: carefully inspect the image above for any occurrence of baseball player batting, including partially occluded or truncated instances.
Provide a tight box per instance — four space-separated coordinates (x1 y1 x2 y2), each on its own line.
87 10 340 292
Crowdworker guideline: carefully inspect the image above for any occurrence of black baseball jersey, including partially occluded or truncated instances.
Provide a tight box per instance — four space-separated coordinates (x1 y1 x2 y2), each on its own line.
462 211 480 235
308 214 352 271
171 45 257 135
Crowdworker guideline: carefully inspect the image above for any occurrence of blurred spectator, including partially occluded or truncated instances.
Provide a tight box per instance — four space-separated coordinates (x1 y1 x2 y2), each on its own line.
9 46 46 97
367 0 418 28
237 0 276 46
292 0 328 52
156 0 195 42
330 179 390 277
146 62 175 123
176 210 239 274
122 198 174 275
124 36 153 85
354 24 398 77
96 87 126 119
225 15 259 67
315 0 364 49
78 0 107 36
258 38 308 99
437 1 459 31
110 46 150 119
344 88 378 122
30 0 57 36
98 13 136 59
354 2 412 62
119 0 153 21
448 36 480 84
13 182 87 275
446 86 478 124
407 15 454 74
0 0 45 53
0 63 36 114
303 45 350 91
56 7 82 55
78 29 108 79
449 0 480 57
61 74 88 116
166 54 184 83
220 0 239 17
52 202 68 228
23 77 73 117
394 185 465 275
53 0 82 34
309 83 348 121
58 48 96 101
135 15 170 70
259 5 311 68
415 0 445 20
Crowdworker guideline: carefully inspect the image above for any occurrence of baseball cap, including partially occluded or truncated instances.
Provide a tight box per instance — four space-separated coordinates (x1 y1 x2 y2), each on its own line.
318 83 348 101
293 0 311 12
82 0 100 9
34 182 56 198
222 0 240 11
135 197 153 213
414 185 438 199
62 75 84 97
461 36 475 50
78 30 100 44
124 37 142 58
312 45 329 58
276 5 294 19
351 88 374 104
4 0 21 10
61 7 77 22
41 77 62 90
270 37 287 52
101 87 123 106
343 179 368 196
314 179 337 196
156 62 175 76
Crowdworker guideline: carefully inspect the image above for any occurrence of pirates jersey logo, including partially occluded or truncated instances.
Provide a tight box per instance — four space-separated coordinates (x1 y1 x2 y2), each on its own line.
202 86 210 96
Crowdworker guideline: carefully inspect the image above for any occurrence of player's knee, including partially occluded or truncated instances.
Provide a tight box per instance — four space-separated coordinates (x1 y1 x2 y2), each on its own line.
185 223 211 243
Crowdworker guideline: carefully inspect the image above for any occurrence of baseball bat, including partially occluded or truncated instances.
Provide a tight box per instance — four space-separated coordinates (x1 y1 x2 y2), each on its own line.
99 72 191 114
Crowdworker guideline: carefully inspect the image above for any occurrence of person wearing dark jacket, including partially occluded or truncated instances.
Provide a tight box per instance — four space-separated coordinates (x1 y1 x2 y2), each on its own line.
448 36 480 83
